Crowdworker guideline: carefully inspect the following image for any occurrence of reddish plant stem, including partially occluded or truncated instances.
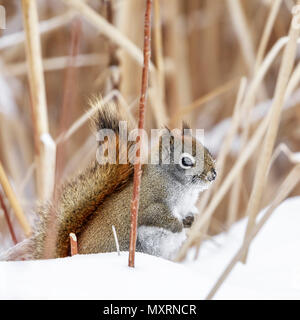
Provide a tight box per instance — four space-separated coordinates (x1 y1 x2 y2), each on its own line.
128 0 152 268
69 233 78 256
0 192 17 245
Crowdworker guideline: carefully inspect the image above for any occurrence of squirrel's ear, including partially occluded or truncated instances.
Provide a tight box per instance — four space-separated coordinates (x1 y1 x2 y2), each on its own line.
182 121 192 136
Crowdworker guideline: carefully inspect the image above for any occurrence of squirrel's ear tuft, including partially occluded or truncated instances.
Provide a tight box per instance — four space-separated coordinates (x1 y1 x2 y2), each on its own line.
96 105 120 133
89 97 120 133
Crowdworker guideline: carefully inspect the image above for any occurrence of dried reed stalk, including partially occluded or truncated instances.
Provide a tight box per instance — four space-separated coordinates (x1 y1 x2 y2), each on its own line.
55 18 82 187
117 0 166 127
215 78 247 184
112 225 120 256
118 0 144 109
226 0 256 74
241 8 300 263
63 0 154 71
163 0 192 127
103 0 120 99
175 110 272 262
64 0 167 128
193 78 247 257
0 192 17 245
206 164 300 299
0 162 31 237
269 143 300 168
153 0 165 103
5 54 106 77
21 0 55 201
229 0 282 226
69 233 78 256
285 60 300 99
254 0 282 71
0 11 76 50
170 78 239 126
150 0 168 127
128 0 152 268
175 31 299 261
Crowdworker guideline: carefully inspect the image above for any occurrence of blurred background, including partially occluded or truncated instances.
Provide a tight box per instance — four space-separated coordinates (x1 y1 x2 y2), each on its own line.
0 0 299 254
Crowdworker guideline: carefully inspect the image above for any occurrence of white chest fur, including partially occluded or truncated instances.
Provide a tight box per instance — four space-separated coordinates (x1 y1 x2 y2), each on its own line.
137 226 186 260
171 188 201 220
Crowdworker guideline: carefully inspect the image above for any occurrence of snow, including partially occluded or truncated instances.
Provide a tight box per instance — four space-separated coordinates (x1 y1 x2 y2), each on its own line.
185 196 300 299
0 197 300 300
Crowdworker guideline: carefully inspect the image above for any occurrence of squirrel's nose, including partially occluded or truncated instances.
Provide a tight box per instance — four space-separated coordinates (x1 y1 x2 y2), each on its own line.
207 168 217 182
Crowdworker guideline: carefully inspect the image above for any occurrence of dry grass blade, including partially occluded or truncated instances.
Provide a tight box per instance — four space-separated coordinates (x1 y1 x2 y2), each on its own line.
21 0 55 201
227 34 297 228
285 60 300 99
193 77 247 255
112 225 120 256
239 36 291 123
227 1 282 228
226 0 256 74
176 33 293 260
175 111 272 262
268 143 300 174
55 18 82 187
0 11 76 50
254 0 282 71
0 162 31 237
241 7 300 263
215 77 247 182
206 164 300 300
150 0 168 127
0 192 17 244
153 0 165 102
4 54 106 77
63 0 155 71
175 22 300 262
170 78 239 125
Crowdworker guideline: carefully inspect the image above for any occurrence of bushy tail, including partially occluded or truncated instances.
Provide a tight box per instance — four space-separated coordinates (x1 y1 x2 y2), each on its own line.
0 239 34 261
36 101 135 258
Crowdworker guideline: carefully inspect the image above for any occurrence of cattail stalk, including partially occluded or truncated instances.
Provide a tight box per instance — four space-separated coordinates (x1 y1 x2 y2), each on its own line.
128 0 152 268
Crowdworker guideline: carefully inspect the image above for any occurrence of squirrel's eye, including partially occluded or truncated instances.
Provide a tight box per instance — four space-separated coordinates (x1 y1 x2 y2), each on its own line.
180 153 195 169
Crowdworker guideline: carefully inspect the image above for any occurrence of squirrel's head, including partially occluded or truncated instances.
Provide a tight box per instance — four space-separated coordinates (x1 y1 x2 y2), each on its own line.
158 125 216 190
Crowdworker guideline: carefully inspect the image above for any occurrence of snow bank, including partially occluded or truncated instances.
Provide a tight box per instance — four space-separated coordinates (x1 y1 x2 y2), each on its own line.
185 196 300 299
0 252 211 299
1 197 299 300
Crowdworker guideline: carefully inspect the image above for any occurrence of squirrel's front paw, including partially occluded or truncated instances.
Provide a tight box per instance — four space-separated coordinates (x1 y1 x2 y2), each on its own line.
182 215 194 228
